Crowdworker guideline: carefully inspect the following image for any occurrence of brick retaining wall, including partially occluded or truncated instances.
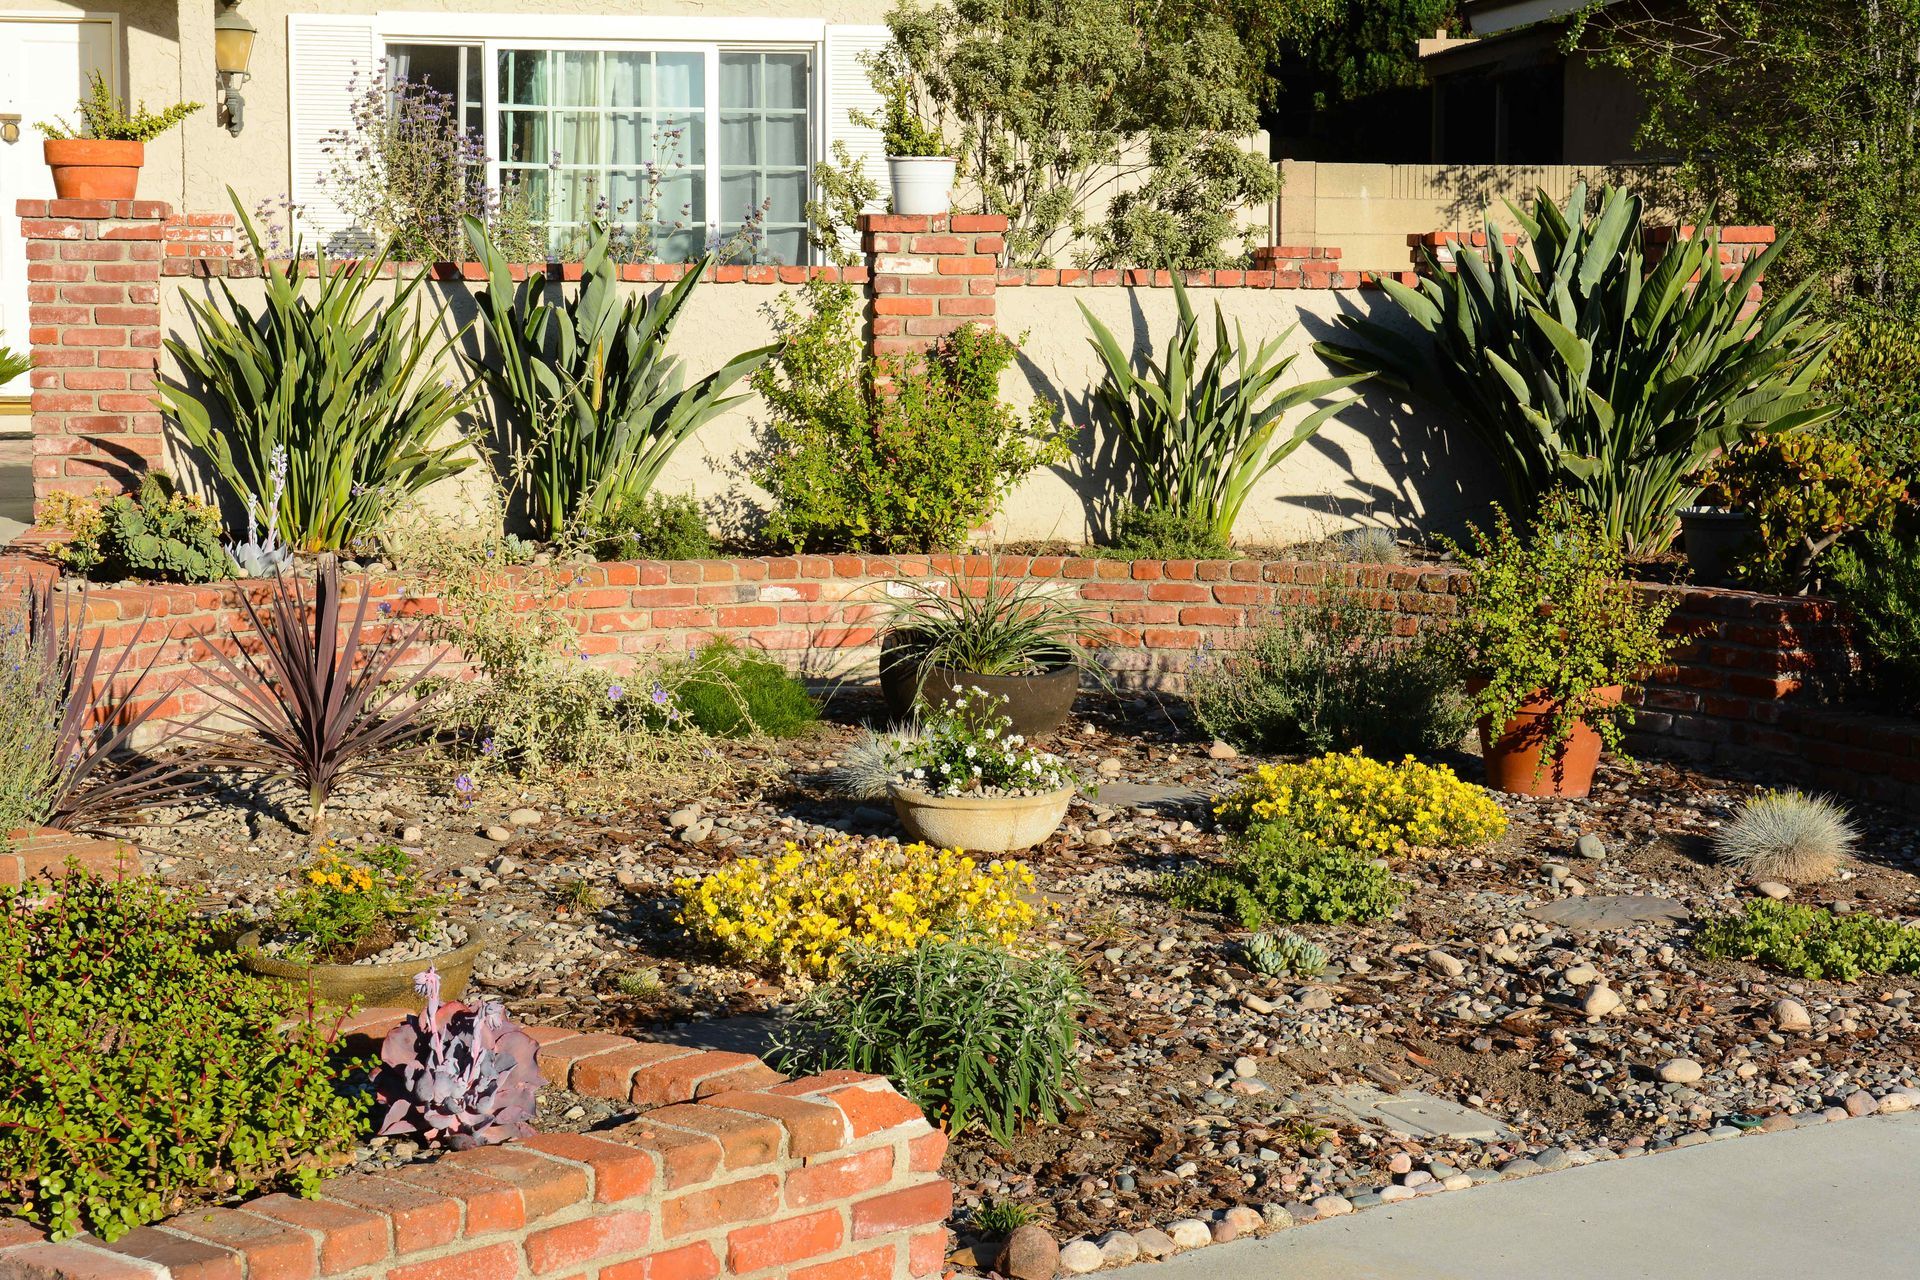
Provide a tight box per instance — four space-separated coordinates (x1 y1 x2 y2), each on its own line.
0 1011 950 1280
1 550 1915 812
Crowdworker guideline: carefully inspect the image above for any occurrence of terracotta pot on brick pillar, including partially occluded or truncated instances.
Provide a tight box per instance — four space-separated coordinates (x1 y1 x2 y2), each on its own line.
1470 680 1622 799
43 139 145 200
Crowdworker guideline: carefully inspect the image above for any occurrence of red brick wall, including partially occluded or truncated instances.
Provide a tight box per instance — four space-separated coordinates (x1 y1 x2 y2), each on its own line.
0 1009 951 1280
4 550 1912 811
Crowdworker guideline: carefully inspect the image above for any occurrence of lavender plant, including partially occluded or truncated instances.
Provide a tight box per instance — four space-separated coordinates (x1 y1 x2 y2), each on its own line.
318 64 538 262
371 966 541 1148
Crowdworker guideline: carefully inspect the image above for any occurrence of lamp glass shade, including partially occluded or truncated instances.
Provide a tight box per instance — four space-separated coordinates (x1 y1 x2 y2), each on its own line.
213 12 257 76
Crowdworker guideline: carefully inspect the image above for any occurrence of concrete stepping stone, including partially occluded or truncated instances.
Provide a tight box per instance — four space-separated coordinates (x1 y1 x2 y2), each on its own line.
1526 895 1691 931
1312 1085 1517 1141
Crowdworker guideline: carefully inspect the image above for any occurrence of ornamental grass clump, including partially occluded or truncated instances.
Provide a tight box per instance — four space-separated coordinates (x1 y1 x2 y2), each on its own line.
673 836 1039 978
1695 900 1920 982
774 938 1087 1146
1214 750 1507 856
1713 791 1857 885
0 870 364 1242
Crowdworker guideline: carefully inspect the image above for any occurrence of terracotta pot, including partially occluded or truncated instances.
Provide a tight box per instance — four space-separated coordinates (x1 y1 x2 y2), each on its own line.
233 924 488 1008
44 138 144 200
879 630 1080 738
1472 682 1623 799
888 782 1074 853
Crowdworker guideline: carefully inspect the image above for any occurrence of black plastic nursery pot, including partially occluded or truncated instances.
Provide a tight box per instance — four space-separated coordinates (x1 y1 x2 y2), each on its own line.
1678 506 1755 588
879 630 1081 738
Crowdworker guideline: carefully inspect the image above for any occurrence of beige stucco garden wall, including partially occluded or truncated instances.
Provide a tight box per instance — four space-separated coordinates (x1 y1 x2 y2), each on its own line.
1 0 895 218
156 272 1484 548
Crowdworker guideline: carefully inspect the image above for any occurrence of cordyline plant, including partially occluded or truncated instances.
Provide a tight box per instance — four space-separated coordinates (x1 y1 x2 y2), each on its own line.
201 556 442 845
1082 276 1366 547
1320 184 1839 556
371 965 541 1148
464 217 768 541
3 577 201 834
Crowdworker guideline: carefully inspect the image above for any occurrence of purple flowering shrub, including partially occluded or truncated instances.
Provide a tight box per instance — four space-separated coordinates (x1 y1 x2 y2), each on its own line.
371 967 542 1149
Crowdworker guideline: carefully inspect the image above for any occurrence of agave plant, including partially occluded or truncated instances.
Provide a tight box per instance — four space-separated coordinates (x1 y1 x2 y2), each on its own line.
463 216 769 540
1319 184 1839 556
201 556 442 843
372 966 541 1148
1080 277 1366 546
160 192 474 554
5 578 202 832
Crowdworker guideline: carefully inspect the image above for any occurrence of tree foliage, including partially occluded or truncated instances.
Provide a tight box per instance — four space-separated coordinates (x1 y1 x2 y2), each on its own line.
880 0 1290 268
1571 0 1920 318
1268 0 1459 112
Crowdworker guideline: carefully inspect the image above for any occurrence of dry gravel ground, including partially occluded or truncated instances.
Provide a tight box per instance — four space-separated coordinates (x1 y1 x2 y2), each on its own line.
119 689 1920 1262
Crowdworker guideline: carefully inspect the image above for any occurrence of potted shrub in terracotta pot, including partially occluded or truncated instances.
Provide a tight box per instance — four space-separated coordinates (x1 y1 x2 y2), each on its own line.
1444 495 1675 799
858 57 955 216
234 840 487 1007
38 71 200 201
878 569 1103 738
876 689 1079 853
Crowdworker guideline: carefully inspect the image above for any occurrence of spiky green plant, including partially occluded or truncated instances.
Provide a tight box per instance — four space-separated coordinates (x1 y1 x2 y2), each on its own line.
1320 184 1839 555
464 217 768 540
0 348 28 386
161 193 473 553
1080 277 1365 546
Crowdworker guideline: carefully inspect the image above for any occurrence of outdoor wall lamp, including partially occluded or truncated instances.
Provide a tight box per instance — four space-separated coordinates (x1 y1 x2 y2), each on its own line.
214 0 257 136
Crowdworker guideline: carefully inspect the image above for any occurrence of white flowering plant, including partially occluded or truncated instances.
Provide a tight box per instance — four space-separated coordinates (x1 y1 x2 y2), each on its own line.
897 688 1077 797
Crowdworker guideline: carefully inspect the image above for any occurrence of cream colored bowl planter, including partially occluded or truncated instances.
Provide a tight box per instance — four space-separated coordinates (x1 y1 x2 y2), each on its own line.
888 782 1074 853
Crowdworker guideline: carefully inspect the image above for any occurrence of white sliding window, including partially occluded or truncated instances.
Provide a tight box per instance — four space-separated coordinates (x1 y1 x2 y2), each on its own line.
718 51 812 265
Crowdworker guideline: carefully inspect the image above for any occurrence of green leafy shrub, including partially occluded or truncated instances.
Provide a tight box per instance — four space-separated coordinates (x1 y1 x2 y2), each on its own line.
854 50 947 157
1828 529 1920 712
1323 185 1838 555
1082 277 1363 547
1695 899 1920 981
1168 820 1406 928
465 219 766 540
1694 433 1908 594
670 639 817 738
0 870 364 1241
161 195 473 553
1820 313 1920 479
1098 502 1231 559
583 491 717 561
751 279 1070 552
37 70 199 141
1444 495 1674 762
43 474 231 584
1189 580 1470 757
774 938 1087 1145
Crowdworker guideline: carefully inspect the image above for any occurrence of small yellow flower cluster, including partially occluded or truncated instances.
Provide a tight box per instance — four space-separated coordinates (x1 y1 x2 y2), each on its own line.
1215 749 1507 856
673 837 1040 978
302 850 376 896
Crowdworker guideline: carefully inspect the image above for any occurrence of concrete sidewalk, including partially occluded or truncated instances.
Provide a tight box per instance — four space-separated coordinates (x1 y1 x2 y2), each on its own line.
1139 1113 1920 1280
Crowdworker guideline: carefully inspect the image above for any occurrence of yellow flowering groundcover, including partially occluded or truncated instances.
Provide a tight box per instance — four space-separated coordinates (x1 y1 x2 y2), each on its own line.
674 837 1039 977
1215 750 1507 856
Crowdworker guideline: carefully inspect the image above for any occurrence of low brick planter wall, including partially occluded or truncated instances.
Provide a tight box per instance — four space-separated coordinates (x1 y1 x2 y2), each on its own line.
0 829 139 887
2 549 1914 812
0 1011 951 1280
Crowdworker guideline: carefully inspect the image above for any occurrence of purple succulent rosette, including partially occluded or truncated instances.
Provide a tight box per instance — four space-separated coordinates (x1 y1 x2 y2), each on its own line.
371 966 543 1149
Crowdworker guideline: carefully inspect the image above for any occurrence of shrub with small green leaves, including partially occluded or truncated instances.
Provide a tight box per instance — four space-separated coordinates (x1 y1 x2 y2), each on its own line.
1695 899 1920 982
773 938 1087 1146
1827 529 1920 713
0 870 365 1241
37 71 199 142
582 491 717 561
1098 502 1231 560
669 638 817 739
1168 821 1407 928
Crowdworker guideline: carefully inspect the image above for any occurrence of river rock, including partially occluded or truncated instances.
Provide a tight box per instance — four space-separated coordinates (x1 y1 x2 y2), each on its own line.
1657 1058 1704 1084
1058 1239 1105 1275
1166 1219 1212 1250
1582 983 1623 1017
998 1227 1060 1280
1771 998 1812 1032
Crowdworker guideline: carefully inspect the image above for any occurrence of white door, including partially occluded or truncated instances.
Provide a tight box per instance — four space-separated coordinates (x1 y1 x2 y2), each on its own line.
0 16 117 399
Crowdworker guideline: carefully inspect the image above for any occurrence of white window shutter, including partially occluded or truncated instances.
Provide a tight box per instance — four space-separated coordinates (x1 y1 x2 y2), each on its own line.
823 23 891 218
287 14 377 250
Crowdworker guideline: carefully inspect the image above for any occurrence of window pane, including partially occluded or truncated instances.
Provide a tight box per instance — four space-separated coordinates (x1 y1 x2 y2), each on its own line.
558 51 599 107
719 51 813 264
720 55 756 109
650 53 703 109
500 49 548 105
762 227 806 264
765 170 808 221
763 54 809 109
764 112 808 166
501 109 548 163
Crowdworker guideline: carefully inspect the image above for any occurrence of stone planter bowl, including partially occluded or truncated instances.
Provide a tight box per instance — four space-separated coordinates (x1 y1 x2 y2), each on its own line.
233 924 488 1008
888 783 1074 853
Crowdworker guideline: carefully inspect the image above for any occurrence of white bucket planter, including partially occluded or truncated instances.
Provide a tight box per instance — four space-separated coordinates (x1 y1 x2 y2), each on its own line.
888 156 957 216
888 783 1073 854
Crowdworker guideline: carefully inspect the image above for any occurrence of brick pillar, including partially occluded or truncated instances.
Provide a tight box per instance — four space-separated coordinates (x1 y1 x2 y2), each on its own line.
859 212 1004 364
19 198 169 512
